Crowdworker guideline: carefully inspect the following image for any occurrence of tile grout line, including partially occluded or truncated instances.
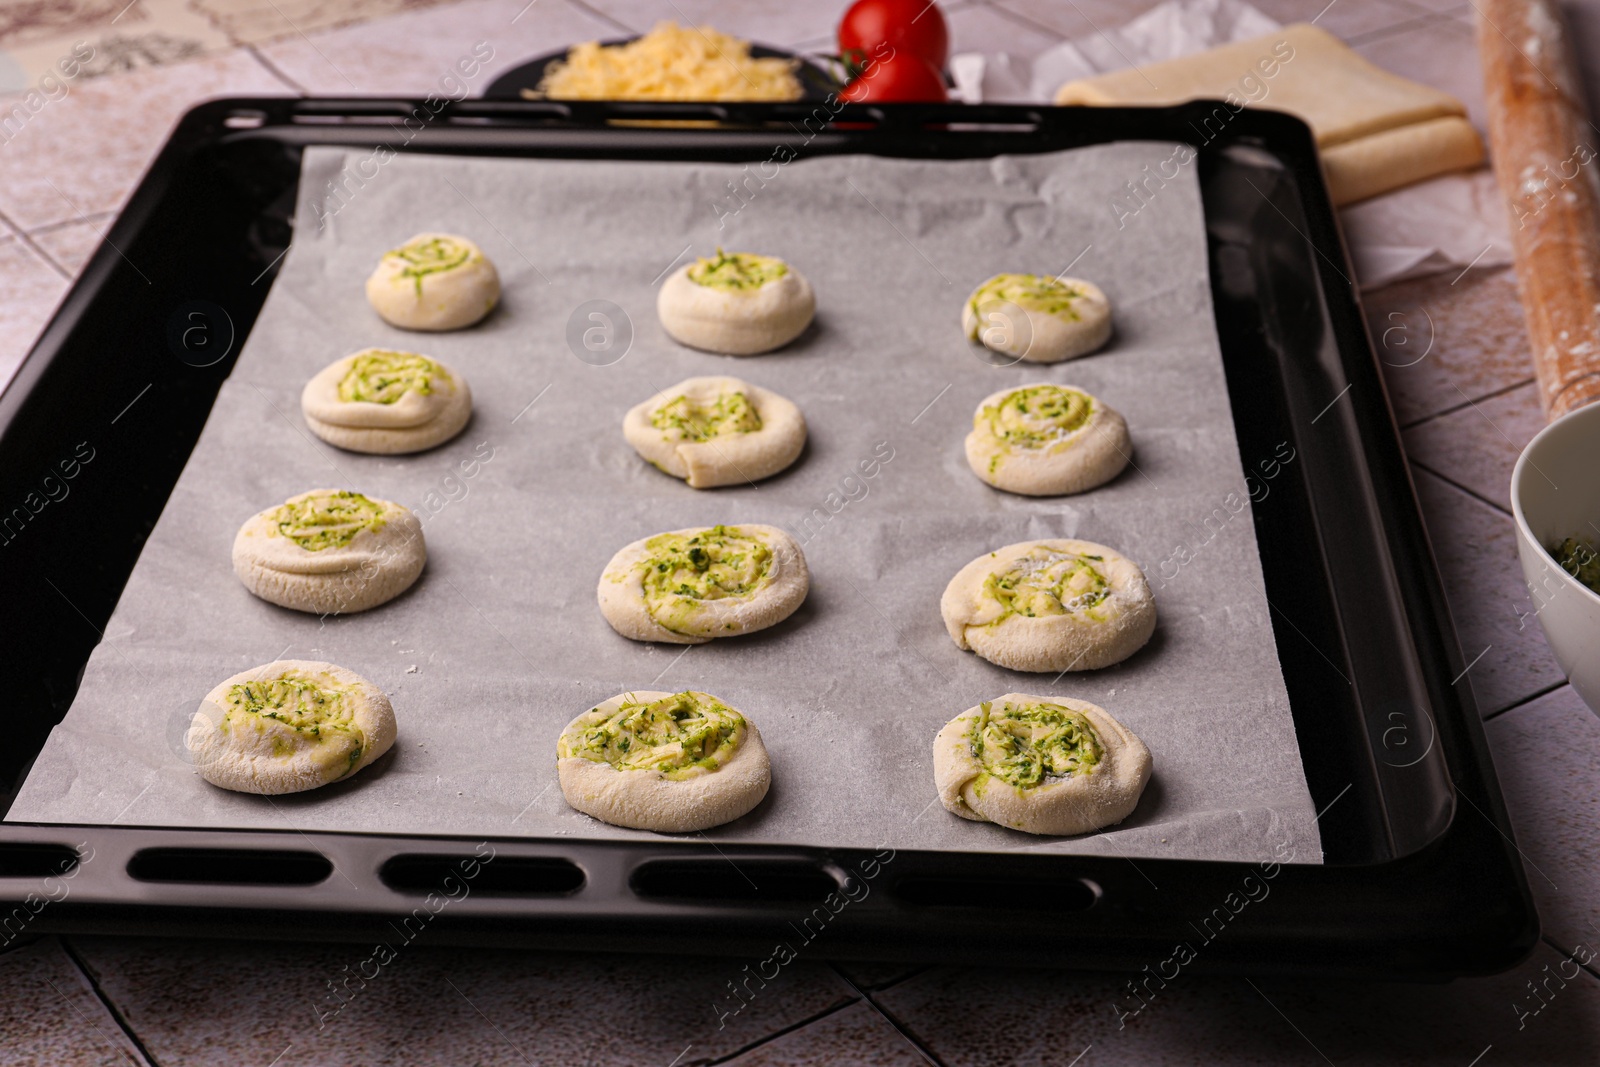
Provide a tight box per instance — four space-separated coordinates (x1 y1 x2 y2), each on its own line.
56 937 165 1067
244 43 310 94
829 964 951 1067
698 996 862 1066
563 0 639 36
1343 9 1467 47
1481 679 1570 723
0 206 74 281
1397 375 1536 432
1407 457 1513 518
1540 933 1600 984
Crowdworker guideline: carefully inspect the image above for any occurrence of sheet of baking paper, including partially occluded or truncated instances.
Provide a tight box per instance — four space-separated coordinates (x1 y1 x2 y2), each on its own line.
9 142 1323 864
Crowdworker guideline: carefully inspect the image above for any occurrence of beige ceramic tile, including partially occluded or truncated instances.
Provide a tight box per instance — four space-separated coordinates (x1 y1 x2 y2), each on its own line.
1403 379 1544 510
833 960 925 991
573 0 842 49
724 1001 929 1065
876 941 1600 1065
994 0 1424 44
0 937 152 1066
1364 266 1536 426
0 234 71 389
1412 466 1567 716
70 936 854 1065
1486 683 1600 959
0 47 290 232
29 217 112 278
945 3 1064 62
256 0 619 95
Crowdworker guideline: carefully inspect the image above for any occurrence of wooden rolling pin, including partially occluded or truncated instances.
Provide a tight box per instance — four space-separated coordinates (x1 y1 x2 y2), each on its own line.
1479 0 1600 420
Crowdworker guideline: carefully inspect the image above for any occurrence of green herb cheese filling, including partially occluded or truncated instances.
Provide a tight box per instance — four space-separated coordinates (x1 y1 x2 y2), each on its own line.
639 525 773 632
970 699 1102 790
273 490 387 552
1553 536 1600 594
687 249 788 291
389 236 473 296
984 547 1111 622
979 384 1094 471
967 273 1085 340
223 672 365 773
337 350 443 404
560 690 745 779
650 391 762 441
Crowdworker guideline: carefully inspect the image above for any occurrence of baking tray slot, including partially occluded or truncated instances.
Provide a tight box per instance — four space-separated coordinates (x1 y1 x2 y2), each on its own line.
379 854 582 896
891 875 1099 912
630 859 841 903
126 847 332 886
0 842 79 878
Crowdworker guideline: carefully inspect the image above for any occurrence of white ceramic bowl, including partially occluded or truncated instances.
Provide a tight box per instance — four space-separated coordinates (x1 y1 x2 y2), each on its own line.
1511 400 1600 713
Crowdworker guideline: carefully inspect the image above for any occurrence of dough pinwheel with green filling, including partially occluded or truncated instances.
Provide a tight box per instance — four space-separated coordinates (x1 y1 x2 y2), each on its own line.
597 524 808 644
557 689 771 831
366 232 500 331
933 693 1150 835
962 273 1112 364
187 660 397 795
941 539 1155 672
302 348 472 455
965 383 1130 496
623 375 806 488
658 250 815 355
232 489 425 615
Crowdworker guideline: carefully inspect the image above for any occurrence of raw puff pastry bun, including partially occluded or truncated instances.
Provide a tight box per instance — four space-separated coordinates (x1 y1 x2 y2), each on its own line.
657 250 814 355
598 524 809 644
623 375 805 488
557 690 771 831
233 489 425 615
941 539 1155 673
962 273 1112 364
187 660 397 795
934 693 1150 835
302 348 472 455
366 232 499 331
965 383 1129 496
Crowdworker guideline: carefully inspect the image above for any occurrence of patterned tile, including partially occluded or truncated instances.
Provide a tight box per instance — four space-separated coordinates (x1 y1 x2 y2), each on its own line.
1403 380 1545 511
0 937 151 1067
0 47 290 232
1411 467 1566 717
1365 266 1535 427
256 0 620 94
875 941 1600 1065
193 0 467 46
1485 684 1600 959
723 1002 928 1066
0 234 71 389
70 936 854 1066
833 961 925 992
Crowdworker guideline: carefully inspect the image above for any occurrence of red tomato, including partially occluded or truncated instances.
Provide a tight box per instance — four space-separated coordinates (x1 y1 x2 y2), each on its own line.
840 50 948 103
839 0 950 72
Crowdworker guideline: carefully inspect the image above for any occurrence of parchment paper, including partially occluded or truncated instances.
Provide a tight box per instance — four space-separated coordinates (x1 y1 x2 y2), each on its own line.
9 143 1323 863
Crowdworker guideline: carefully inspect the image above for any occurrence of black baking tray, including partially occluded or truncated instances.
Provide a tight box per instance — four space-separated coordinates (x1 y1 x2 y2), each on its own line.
0 99 1536 977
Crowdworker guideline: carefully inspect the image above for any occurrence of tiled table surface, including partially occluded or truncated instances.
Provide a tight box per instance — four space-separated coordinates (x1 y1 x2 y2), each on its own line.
4 0 1599 1063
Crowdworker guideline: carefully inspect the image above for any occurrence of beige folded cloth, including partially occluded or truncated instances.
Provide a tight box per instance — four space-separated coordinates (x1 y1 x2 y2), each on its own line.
1054 24 1485 205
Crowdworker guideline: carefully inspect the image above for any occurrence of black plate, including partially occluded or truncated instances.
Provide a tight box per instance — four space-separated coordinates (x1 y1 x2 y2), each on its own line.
0 99 1536 977
483 38 838 101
